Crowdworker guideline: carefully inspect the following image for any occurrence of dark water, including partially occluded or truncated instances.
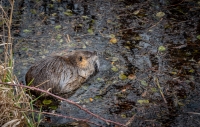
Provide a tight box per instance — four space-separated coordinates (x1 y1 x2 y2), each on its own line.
1 0 200 126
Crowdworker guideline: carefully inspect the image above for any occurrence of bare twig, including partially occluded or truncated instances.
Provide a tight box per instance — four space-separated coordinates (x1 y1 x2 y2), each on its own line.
154 77 167 103
187 112 200 115
0 82 127 127
125 114 136 126
148 18 163 30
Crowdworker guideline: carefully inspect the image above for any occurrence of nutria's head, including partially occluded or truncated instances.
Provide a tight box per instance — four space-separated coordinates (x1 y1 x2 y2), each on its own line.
68 50 99 78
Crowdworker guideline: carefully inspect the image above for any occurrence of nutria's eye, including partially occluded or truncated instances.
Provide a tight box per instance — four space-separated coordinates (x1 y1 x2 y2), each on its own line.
79 56 83 61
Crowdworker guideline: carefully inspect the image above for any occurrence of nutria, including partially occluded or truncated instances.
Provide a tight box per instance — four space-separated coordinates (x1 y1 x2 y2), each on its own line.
25 50 99 96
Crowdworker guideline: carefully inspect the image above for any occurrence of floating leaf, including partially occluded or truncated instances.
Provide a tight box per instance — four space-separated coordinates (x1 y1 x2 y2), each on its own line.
124 46 130 49
82 16 89 19
23 29 31 33
52 13 57 16
55 25 61 29
133 10 140 15
59 39 63 43
121 89 126 92
111 66 118 72
134 36 141 40
49 105 58 110
64 10 73 16
21 47 28 51
116 93 125 97
48 4 54 8
94 95 102 99
84 99 90 103
111 57 118 62
189 69 194 73
158 46 166 52
128 74 136 80
97 78 102 81
58 7 64 11
41 55 46 59
82 44 87 48
89 98 93 102
119 73 127 80
87 29 94 34
91 19 95 24
140 80 148 86
170 71 177 75
30 9 37 14
156 12 165 18
151 88 158 92
178 102 184 106
121 114 126 118
110 38 117 44
197 35 200 40
107 19 112 23
137 99 149 104
109 34 115 38
42 99 52 105
56 34 62 39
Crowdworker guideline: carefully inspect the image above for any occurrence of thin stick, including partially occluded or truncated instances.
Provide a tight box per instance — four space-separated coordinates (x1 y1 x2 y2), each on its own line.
67 34 71 42
154 77 167 103
148 18 163 30
187 112 200 115
125 114 136 126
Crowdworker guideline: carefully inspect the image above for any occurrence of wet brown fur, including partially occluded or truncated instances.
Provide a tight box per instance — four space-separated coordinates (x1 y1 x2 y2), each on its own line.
25 50 99 96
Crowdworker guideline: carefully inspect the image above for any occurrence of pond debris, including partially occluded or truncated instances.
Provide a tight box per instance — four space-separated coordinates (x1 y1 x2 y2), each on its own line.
125 114 136 126
111 57 119 62
111 66 118 72
137 99 149 105
140 80 148 86
64 10 73 16
121 114 126 118
128 74 136 80
110 37 118 44
43 99 52 105
23 29 31 33
119 73 127 80
156 12 165 18
154 77 167 103
133 10 140 15
197 35 200 40
89 98 93 102
87 28 94 34
54 25 61 30
82 15 89 19
56 34 62 40
158 46 166 52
